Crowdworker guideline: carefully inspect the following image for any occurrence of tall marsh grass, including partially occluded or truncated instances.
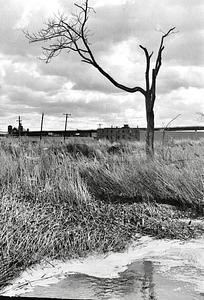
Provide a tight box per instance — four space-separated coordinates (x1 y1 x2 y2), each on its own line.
0 137 203 289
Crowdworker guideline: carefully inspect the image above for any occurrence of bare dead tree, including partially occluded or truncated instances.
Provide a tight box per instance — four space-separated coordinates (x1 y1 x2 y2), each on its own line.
25 0 176 157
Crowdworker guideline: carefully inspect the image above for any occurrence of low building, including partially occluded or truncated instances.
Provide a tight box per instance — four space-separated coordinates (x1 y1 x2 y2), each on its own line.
8 128 97 139
97 124 140 142
8 125 20 136
8 125 29 136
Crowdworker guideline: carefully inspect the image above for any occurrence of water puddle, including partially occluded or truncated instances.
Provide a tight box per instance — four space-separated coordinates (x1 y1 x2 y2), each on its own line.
1 236 204 299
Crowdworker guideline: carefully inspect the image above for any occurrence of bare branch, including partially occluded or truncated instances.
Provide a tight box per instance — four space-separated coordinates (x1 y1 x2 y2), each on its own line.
148 26 177 99
164 113 181 129
154 27 176 76
74 3 86 12
139 45 152 92
25 0 146 95
88 61 146 94
163 27 176 38
149 51 154 59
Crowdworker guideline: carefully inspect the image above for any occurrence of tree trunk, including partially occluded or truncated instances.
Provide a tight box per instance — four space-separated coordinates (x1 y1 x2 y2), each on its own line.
145 96 154 158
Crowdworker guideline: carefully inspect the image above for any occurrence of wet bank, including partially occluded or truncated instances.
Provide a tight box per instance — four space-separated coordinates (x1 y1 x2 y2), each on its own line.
1 236 203 299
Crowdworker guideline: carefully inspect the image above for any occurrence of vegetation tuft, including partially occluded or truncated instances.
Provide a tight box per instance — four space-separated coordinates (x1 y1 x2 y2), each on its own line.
0 137 203 290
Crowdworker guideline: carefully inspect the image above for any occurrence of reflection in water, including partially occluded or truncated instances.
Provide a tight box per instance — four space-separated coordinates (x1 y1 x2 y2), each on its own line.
14 258 199 300
2 236 203 299
92 268 141 299
53 260 196 300
141 261 156 300
59 260 157 299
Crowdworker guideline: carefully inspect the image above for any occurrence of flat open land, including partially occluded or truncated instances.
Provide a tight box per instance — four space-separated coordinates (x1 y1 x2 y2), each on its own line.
0 137 203 292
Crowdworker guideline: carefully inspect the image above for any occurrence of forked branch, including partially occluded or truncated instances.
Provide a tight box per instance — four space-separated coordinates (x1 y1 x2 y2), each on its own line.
149 26 176 107
25 0 146 96
154 27 176 77
25 0 175 98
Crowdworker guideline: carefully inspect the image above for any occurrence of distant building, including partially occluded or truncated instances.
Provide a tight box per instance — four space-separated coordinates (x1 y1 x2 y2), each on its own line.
72 129 97 138
97 124 140 142
8 125 19 136
8 124 29 136
8 125 13 135
8 128 97 139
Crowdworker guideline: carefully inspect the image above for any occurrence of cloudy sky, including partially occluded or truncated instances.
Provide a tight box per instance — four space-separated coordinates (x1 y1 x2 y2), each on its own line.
0 0 203 131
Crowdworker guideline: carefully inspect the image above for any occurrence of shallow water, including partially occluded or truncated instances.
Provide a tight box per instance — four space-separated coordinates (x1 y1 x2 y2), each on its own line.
1 236 204 299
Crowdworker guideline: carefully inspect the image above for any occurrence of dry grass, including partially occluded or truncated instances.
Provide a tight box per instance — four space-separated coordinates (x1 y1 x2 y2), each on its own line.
0 137 203 289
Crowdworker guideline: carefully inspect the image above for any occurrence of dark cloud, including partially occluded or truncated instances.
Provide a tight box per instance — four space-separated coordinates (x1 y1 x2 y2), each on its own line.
157 66 204 94
1 82 131 116
39 56 121 93
3 63 67 95
90 1 204 70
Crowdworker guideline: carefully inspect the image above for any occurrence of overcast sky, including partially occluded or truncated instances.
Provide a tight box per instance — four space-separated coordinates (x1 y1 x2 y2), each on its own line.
0 0 203 131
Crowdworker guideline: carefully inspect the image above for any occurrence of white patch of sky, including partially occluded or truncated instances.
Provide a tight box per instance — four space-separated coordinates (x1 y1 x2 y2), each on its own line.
14 0 63 29
93 0 134 7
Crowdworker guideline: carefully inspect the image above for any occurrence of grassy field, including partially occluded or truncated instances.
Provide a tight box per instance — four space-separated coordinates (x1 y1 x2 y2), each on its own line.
0 137 204 289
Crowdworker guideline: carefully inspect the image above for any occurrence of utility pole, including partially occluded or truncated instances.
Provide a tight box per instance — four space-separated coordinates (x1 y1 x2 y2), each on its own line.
63 113 71 142
17 116 22 138
40 112 44 141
